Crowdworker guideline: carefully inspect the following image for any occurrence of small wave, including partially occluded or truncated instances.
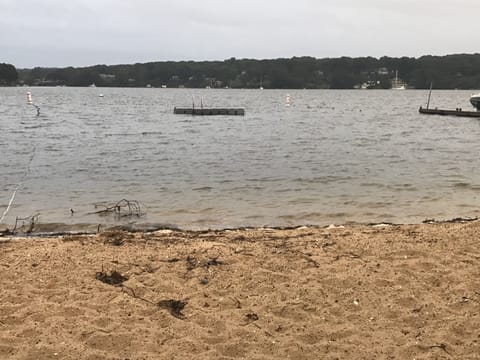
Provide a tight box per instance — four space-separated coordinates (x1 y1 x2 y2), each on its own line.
277 214 300 221
168 207 216 215
361 212 395 219
246 177 283 183
24 124 47 129
361 182 386 188
288 198 315 205
47 135 69 140
386 159 407 164
418 195 441 202
168 208 189 214
104 133 137 137
190 218 216 226
275 188 304 193
44 147 61 152
362 201 394 208
323 212 347 219
192 186 213 191
141 131 163 135
453 182 471 189
153 157 172 162
230 185 265 191
245 214 263 220
278 212 314 220
294 176 353 184
457 203 478 209
386 184 417 191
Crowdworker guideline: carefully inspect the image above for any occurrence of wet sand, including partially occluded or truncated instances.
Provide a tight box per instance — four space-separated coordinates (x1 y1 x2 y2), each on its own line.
1 221 480 359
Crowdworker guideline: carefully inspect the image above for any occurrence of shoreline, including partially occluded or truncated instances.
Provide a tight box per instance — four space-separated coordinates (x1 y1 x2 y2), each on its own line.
1 215 478 238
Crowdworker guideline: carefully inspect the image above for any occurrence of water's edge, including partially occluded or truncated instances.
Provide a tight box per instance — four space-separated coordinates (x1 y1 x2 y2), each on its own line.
1 215 478 238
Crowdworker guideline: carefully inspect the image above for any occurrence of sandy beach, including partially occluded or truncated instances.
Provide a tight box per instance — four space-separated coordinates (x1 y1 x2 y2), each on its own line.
1 221 480 359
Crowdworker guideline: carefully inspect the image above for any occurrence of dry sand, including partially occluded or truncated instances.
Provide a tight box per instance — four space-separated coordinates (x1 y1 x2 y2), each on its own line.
1 221 480 359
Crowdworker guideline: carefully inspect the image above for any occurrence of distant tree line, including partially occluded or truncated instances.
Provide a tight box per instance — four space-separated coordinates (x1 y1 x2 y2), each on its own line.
13 53 480 89
0 63 18 85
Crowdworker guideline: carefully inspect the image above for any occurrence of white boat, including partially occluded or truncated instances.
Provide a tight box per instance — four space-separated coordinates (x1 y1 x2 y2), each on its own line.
470 93 480 110
391 70 406 90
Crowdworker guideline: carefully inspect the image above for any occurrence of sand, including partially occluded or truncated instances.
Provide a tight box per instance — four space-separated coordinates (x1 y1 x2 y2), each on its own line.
1 221 480 359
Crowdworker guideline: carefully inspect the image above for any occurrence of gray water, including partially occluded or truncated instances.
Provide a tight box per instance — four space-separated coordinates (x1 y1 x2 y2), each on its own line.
1 87 479 229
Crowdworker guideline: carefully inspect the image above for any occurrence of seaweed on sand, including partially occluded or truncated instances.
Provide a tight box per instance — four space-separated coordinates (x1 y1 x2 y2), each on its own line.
95 269 129 286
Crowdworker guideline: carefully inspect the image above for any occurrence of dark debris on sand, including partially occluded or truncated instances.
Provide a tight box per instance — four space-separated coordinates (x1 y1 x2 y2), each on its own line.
95 270 129 286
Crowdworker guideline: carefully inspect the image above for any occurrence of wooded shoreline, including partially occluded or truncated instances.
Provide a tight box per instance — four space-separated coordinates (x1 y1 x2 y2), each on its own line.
8 53 480 89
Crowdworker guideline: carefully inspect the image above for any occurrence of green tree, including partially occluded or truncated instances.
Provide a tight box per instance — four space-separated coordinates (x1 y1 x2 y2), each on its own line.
0 63 18 85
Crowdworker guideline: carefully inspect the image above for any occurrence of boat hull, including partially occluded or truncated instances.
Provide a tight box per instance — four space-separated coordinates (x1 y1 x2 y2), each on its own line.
470 95 480 110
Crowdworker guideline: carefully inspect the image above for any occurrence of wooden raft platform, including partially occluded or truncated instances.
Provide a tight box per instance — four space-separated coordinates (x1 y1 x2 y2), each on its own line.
419 106 480 118
174 107 245 116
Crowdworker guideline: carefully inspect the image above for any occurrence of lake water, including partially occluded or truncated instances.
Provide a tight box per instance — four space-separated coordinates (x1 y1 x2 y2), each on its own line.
1 87 480 230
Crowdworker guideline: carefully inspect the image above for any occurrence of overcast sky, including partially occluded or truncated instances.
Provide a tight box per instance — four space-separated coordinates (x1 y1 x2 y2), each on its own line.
1 0 478 68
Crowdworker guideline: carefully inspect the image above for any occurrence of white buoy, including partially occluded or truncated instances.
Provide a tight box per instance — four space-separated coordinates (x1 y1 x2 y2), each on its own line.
99 94 104 97
285 93 291 107
26 91 40 115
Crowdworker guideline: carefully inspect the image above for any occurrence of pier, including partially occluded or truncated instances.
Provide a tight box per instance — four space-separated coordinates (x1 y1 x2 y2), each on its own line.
419 106 480 118
174 107 245 116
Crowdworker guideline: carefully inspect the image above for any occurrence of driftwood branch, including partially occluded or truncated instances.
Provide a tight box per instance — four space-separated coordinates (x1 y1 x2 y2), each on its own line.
13 213 40 234
92 199 146 218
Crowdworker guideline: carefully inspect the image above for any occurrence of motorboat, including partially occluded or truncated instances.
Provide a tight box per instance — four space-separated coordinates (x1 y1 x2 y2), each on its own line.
470 93 480 110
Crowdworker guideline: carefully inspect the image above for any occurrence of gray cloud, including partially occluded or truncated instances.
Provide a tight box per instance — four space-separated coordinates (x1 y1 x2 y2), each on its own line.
1 0 477 68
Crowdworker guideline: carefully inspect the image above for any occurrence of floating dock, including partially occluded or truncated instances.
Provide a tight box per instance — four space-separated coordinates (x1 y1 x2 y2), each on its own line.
174 107 245 116
419 106 480 118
